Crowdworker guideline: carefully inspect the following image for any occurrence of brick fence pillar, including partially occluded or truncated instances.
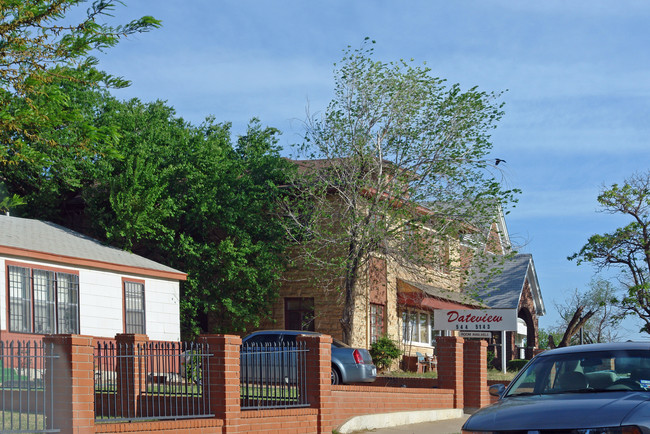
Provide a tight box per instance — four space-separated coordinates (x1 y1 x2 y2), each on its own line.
199 334 241 434
115 333 149 418
436 336 464 409
298 334 333 434
463 339 489 410
44 334 95 433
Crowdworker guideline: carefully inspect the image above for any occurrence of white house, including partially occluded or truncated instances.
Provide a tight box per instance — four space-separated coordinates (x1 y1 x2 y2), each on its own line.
0 215 185 342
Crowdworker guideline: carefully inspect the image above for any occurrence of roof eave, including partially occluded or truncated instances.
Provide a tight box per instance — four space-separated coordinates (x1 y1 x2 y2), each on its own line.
0 245 187 281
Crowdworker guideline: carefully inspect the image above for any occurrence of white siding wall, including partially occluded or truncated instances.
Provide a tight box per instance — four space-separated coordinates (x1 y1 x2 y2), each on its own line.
0 255 181 341
0 259 5 332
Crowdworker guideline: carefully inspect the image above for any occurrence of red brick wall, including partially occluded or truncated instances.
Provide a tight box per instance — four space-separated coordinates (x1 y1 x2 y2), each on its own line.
437 336 464 408
35 332 484 433
330 384 455 428
371 376 438 388
240 409 319 433
463 339 489 409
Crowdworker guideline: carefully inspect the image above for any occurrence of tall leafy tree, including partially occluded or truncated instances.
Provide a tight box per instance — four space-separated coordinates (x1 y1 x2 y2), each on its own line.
0 0 160 166
570 171 650 334
282 40 518 343
1 69 118 223
83 99 291 337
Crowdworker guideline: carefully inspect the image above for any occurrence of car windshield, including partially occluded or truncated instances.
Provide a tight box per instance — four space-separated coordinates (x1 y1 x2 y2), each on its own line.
505 349 650 396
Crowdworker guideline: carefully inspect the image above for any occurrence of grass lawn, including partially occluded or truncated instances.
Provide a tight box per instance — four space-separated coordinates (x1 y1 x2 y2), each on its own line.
0 410 45 431
379 369 518 382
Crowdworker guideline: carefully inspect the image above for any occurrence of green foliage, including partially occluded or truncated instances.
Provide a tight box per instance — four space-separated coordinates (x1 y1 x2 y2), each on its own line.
83 100 291 337
552 279 622 345
487 350 496 368
537 328 563 350
6 90 291 338
507 359 529 372
181 350 203 385
283 39 518 342
0 0 160 166
369 336 402 371
569 171 650 334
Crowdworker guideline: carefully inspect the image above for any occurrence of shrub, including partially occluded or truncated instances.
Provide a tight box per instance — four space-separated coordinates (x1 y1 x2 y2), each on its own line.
487 350 495 368
507 359 529 372
370 336 402 371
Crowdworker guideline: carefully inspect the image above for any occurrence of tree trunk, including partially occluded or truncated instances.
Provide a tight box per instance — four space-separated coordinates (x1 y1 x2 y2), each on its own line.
558 306 596 347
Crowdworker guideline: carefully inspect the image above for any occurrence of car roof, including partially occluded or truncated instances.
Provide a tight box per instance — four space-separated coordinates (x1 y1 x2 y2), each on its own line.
539 342 650 357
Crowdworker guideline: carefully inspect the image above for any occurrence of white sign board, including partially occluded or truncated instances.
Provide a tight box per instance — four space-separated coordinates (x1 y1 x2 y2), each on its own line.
459 331 492 339
433 309 518 332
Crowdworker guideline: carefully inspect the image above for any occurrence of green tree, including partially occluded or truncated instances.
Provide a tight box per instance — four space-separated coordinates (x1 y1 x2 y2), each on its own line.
570 171 650 334
82 99 291 337
553 279 622 346
0 69 118 223
0 0 160 165
282 40 518 343
537 328 563 350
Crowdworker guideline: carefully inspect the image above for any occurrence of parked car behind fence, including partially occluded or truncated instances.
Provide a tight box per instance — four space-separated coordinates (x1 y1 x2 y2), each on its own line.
241 330 377 385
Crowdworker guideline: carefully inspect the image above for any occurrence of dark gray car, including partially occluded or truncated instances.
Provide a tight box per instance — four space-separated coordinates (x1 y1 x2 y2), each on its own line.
463 342 650 433
241 330 377 385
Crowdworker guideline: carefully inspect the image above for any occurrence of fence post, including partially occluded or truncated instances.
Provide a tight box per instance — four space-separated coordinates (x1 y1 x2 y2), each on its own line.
44 334 95 433
297 334 333 434
199 334 241 434
436 336 464 409
463 339 489 410
115 333 149 418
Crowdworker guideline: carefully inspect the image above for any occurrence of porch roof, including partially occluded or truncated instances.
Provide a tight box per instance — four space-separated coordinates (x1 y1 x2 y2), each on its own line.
397 279 485 311
470 253 545 316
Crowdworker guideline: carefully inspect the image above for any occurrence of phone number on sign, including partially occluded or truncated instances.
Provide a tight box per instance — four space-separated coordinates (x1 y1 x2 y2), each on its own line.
455 324 492 330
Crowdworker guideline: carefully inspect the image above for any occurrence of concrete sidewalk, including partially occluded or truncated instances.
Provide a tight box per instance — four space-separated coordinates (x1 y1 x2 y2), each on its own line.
337 409 469 434
354 415 469 433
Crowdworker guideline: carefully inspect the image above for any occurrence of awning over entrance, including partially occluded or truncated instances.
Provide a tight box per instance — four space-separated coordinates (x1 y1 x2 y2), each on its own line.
396 279 485 311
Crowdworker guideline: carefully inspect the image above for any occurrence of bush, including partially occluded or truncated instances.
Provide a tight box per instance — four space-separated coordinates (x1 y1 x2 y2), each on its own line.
369 336 402 371
487 350 495 368
507 359 529 372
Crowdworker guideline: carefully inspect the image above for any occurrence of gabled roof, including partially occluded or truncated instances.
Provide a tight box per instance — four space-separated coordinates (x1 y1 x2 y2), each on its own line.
0 215 186 280
470 253 545 316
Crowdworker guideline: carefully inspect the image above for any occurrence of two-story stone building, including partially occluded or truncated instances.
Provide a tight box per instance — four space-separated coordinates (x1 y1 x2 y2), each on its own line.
262 159 545 366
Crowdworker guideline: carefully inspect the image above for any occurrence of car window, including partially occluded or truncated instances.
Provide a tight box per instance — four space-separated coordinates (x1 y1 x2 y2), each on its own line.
244 334 281 345
280 334 297 344
332 338 350 348
506 349 650 396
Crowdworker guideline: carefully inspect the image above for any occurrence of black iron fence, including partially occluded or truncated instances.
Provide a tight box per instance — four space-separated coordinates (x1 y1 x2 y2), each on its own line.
94 341 213 422
0 340 58 433
240 340 309 410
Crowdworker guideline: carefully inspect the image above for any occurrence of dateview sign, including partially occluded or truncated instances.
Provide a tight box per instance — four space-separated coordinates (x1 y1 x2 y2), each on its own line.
433 309 517 332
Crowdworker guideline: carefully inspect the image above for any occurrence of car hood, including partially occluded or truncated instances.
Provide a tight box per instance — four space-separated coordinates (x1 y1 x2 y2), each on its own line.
463 392 650 431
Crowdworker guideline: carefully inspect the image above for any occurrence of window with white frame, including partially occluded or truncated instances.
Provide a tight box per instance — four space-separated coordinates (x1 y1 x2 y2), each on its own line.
8 264 79 334
370 304 385 344
401 310 437 346
124 280 146 334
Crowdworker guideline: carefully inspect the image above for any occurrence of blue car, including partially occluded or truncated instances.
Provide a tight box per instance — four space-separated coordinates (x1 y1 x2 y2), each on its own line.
241 330 377 385
463 342 650 434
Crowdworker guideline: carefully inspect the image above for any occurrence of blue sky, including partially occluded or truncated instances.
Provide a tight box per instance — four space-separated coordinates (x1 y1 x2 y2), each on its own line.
87 0 650 337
